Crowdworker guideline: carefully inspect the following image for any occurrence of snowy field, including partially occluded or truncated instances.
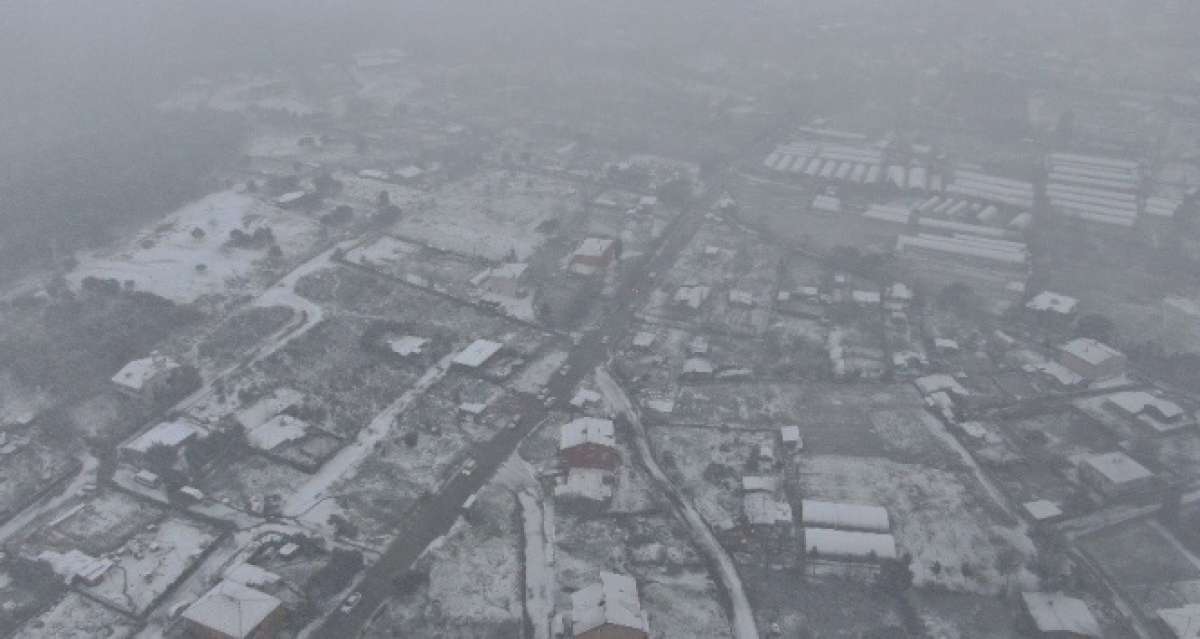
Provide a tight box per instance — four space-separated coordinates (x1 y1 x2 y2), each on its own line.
68 190 322 303
391 171 575 260
13 593 137 639
365 481 522 637
793 454 1036 594
82 517 220 615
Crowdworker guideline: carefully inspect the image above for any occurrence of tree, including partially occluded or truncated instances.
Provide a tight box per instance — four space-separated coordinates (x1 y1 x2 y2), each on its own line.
377 190 391 208
402 431 419 448
191 227 206 240
1075 313 1116 343
876 553 914 593
994 547 1022 593
142 442 178 476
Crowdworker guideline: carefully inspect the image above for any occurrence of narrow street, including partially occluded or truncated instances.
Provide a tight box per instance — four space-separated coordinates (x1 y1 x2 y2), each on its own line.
596 367 760 639
314 200 706 637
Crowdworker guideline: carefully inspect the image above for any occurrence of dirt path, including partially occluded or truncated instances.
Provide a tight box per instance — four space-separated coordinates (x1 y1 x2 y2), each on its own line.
596 367 760 639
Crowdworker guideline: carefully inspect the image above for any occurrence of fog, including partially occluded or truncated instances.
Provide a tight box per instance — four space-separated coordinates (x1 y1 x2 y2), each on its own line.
2 2 1200 637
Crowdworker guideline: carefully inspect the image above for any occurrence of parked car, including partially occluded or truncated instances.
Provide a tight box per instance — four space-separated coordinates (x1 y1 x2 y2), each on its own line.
340 591 363 614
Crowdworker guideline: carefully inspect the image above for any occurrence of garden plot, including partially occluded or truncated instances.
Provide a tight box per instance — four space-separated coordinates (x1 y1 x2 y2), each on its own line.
248 316 425 437
13 592 137 639
648 426 777 532
199 452 311 513
640 221 782 334
0 563 62 637
792 454 1036 594
746 571 908 639
391 170 577 261
81 516 220 616
344 235 540 323
1001 410 1121 463
0 369 55 426
67 392 153 447
195 305 295 373
364 480 523 638
0 441 78 523
1080 518 1200 615
33 491 165 556
326 377 512 541
294 266 550 356
912 591 1023 639
333 173 427 211
67 190 322 303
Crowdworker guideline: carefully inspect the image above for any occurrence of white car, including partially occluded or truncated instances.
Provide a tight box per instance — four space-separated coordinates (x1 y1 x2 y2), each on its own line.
340 591 363 614
460 458 478 477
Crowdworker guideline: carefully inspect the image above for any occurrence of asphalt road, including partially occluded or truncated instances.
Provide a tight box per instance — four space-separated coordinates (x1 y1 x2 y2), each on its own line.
315 203 704 637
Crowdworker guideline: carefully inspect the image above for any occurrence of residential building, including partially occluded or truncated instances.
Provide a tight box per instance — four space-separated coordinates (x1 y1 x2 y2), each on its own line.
183 579 284 639
571 238 618 270
555 468 615 506
120 420 200 465
1018 591 1101 638
111 353 182 401
1079 452 1154 498
570 572 650 639
560 418 620 470
1058 338 1126 382
452 339 504 369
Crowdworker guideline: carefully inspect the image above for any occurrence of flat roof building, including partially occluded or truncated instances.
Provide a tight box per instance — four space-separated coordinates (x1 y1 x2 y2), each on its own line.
452 339 504 369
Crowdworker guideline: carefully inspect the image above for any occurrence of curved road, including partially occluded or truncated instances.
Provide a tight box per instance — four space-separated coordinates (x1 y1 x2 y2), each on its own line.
596 367 760 639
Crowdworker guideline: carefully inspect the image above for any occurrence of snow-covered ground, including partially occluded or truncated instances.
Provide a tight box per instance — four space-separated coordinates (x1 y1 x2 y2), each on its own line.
82 517 220 615
67 190 321 303
283 352 455 529
511 349 569 394
796 454 1036 594
391 171 573 261
596 367 760 639
13 592 137 639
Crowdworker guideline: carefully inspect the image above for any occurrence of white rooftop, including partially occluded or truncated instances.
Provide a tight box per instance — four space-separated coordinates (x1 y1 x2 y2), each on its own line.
183 580 282 639
1060 338 1123 367
1022 500 1063 521
1082 451 1153 485
574 237 616 259
555 468 613 502
37 549 113 585
803 528 897 560
247 414 307 451
453 339 504 368
801 500 890 533
560 417 616 450
1026 291 1079 315
632 331 656 348
780 425 801 443
1106 391 1185 421
123 420 199 454
111 354 180 392
224 563 282 589
743 492 793 526
741 475 779 493
571 572 649 636
1020 592 1101 638
1158 604 1200 639
387 335 429 357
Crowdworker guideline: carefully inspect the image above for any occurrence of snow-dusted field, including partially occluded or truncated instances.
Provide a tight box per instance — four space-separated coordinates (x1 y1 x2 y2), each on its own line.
13 593 137 639
391 171 574 261
83 517 221 615
794 454 1036 594
68 190 322 303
